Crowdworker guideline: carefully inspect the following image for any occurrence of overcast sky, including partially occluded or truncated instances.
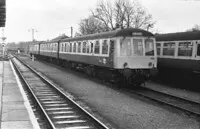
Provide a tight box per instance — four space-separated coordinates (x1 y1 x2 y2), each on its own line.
3 0 200 42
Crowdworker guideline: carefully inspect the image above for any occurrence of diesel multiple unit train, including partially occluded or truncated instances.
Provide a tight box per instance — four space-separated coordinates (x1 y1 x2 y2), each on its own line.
156 31 200 81
29 28 158 86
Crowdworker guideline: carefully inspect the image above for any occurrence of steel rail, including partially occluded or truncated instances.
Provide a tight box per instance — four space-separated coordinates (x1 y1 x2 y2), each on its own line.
130 87 200 116
143 86 200 105
11 57 56 129
13 55 111 129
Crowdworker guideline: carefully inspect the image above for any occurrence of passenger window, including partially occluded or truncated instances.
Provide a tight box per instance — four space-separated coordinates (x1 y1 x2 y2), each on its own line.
64 43 66 52
86 42 90 53
66 43 70 52
82 42 86 53
73 42 77 53
78 42 81 53
133 39 143 56
102 40 109 54
61 43 63 52
63 44 65 52
94 41 100 54
55 44 57 51
90 41 94 53
60 44 62 52
197 44 200 56
69 43 72 52
178 42 193 56
163 42 175 56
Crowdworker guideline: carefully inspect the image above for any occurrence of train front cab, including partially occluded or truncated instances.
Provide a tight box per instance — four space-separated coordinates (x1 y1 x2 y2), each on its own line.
113 34 158 85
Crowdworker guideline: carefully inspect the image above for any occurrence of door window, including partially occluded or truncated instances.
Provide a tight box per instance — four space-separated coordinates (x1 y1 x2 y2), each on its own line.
197 44 200 56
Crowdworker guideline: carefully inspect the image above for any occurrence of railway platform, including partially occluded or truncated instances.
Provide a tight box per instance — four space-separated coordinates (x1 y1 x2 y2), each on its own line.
0 61 39 129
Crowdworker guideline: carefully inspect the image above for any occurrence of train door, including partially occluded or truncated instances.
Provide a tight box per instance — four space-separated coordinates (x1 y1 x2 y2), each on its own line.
196 43 200 60
195 42 200 72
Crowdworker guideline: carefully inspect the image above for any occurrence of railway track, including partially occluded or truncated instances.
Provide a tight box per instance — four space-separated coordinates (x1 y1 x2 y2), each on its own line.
11 56 111 129
131 87 200 116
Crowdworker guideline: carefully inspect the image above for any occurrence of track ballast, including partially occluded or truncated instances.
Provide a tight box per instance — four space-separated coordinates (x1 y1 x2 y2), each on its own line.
130 87 200 116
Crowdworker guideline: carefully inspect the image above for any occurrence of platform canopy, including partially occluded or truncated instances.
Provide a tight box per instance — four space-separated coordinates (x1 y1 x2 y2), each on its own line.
0 0 5 27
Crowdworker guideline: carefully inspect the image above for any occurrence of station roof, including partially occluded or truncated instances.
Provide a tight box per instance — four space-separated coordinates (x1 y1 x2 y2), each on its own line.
0 0 6 27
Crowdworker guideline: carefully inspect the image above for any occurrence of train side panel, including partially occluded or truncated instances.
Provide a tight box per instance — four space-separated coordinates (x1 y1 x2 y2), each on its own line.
59 54 113 68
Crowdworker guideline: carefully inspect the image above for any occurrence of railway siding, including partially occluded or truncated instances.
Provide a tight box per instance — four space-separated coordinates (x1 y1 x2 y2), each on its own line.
144 82 200 104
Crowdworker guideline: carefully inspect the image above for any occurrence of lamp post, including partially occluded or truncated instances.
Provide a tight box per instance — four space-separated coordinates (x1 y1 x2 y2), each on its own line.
28 28 37 41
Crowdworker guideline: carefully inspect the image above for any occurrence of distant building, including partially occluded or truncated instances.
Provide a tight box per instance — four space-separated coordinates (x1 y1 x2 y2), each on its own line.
51 34 69 41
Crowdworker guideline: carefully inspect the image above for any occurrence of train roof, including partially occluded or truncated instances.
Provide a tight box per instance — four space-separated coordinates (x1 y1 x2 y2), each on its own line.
39 40 59 44
156 31 200 41
61 28 154 42
30 41 46 45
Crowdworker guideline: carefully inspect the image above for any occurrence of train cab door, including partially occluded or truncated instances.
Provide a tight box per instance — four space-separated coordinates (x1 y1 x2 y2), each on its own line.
194 42 200 73
196 43 200 60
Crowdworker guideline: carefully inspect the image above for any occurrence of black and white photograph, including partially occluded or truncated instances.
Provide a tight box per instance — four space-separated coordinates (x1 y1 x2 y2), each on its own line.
0 0 200 128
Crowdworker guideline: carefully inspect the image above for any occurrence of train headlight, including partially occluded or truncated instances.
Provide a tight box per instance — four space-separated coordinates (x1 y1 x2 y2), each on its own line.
123 62 128 68
148 62 152 67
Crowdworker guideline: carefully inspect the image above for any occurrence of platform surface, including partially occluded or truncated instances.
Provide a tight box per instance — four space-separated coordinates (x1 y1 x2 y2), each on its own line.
0 61 36 129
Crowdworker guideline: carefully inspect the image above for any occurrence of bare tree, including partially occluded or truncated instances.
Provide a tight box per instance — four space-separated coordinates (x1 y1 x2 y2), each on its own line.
91 0 115 30
79 0 155 35
92 0 155 30
186 24 200 32
79 16 108 35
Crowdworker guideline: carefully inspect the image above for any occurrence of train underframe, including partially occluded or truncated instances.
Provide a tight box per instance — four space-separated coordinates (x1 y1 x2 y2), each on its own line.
157 66 200 90
33 54 152 87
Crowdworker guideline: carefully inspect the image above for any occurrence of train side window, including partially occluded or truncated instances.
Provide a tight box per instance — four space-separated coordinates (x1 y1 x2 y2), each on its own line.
163 42 175 56
64 43 66 52
77 42 82 53
156 43 161 55
66 43 69 52
90 41 94 53
53 44 55 51
178 42 193 56
73 42 77 53
60 43 63 52
94 40 100 54
102 40 109 54
55 44 58 51
69 43 72 52
60 43 62 52
86 42 90 53
62 43 65 52
82 42 86 53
